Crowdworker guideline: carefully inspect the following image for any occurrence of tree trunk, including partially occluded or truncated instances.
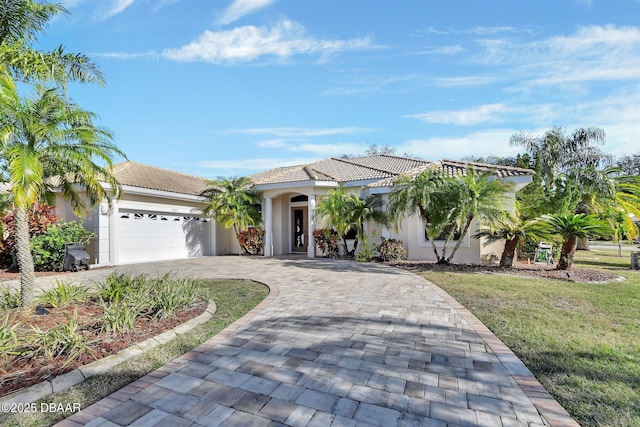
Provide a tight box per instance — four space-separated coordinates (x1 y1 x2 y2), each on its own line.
428 238 444 263
446 216 474 264
576 236 590 251
15 207 36 308
234 224 249 255
557 236 577 270
500 238 518 268
351 238 359 258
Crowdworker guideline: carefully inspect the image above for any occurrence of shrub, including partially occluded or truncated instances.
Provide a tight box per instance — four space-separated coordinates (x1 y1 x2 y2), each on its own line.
1 204 59 267
237 228 264 255
37 280 89 308
30 221 95 271
100 300 145 333
313 228 340 257
0 315 22 363
149 274 200 320
97 272 148 305
377 237 408 262
0 287 21 311
97 272 200 331
30 308 95 368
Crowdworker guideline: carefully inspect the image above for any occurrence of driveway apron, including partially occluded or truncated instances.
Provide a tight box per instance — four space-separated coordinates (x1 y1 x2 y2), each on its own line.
50 256 576 427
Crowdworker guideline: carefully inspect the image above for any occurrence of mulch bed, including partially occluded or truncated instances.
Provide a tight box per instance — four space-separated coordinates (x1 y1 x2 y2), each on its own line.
390 260 622 283
0 300 206 398
0 269 70 283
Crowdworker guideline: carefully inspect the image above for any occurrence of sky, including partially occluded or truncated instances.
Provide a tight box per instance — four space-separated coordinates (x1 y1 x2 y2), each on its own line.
36 0 640 178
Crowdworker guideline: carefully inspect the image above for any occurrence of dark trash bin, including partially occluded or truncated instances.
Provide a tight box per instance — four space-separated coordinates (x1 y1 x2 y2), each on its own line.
632 252 639 270
62 243 90 272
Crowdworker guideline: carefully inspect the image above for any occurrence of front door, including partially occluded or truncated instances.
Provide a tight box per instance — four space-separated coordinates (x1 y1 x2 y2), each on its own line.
291 207 308 253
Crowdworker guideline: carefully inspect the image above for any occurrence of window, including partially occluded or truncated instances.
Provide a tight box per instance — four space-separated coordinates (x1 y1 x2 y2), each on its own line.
424 224 461 242
419 219 469 248
134 213 143 220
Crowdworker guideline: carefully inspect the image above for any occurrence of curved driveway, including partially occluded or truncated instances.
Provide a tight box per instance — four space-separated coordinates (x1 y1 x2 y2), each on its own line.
52 256 576 427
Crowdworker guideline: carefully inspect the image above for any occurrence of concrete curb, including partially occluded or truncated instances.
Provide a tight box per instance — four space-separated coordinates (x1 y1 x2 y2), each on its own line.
0 299 217 406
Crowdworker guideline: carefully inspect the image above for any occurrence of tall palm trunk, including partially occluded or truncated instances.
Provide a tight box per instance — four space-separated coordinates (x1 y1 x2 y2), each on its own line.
14 206 35 307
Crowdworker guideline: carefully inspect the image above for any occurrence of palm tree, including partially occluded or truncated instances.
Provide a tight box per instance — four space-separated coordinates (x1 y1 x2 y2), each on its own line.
474 216 553 268
316 185 388 257
0 72 124 307
200 177 261 254
603 208 639 257
390 167 512 264
571 166 640 250
509 126 608 190
540 213 610 270
1 0 104 86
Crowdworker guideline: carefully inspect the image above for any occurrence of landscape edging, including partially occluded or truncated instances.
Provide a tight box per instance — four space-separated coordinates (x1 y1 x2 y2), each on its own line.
0 299 217 406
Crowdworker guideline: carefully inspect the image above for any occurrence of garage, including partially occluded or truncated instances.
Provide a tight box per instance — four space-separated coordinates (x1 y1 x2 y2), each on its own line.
115 210 212 264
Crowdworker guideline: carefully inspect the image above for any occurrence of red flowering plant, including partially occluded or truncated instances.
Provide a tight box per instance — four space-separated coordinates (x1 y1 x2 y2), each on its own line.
237 228 264 255
313 228 340 258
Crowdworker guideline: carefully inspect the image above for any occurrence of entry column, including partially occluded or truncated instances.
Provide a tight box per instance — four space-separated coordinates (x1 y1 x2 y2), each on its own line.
263 196 273 257
307 194 316 258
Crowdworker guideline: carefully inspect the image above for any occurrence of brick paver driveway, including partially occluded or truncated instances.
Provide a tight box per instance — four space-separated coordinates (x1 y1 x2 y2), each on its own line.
49 256 576 427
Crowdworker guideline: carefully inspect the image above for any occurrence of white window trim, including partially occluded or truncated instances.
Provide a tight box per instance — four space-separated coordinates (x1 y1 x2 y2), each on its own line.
417 218 470 248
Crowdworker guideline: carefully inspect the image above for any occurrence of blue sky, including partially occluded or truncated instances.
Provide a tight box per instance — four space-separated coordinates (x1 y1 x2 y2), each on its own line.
41 0 640 178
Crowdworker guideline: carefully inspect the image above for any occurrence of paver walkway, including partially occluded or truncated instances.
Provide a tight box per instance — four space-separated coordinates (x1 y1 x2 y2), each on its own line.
26 256 577 427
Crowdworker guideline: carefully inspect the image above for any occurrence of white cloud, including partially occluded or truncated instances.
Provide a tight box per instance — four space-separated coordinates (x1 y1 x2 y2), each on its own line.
163 20 374 63
101 0 135 19
473 25 640 88
197 156 318 171
218 0 277 25
400 129 522 161
61 0 88 7
256 139 289 148
431 75 498 87
282 143 363 155
94 51 159 59
405 103 512 126
219 126 374 137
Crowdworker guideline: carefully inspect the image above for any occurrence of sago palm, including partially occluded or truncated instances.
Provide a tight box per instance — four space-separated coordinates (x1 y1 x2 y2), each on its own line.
474 216 554 268
0 72 124 307
540 213 609 270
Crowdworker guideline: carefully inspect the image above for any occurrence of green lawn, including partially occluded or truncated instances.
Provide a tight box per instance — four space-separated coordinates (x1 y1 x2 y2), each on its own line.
0 279 268 427
418 248 640 427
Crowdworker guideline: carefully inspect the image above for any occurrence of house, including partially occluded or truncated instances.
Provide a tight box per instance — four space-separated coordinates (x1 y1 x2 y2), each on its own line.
55 155 534 266
251 155 534 264
54 161 238 266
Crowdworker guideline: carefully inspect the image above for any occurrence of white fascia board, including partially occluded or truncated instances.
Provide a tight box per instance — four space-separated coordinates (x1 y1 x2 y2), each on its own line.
253 180 339 192
368 186 392 195
341 179 387 188
504 175 533 192
101 183 206 203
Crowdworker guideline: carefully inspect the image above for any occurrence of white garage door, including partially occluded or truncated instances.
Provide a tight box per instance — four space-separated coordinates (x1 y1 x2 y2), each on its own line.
116 211 211 264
